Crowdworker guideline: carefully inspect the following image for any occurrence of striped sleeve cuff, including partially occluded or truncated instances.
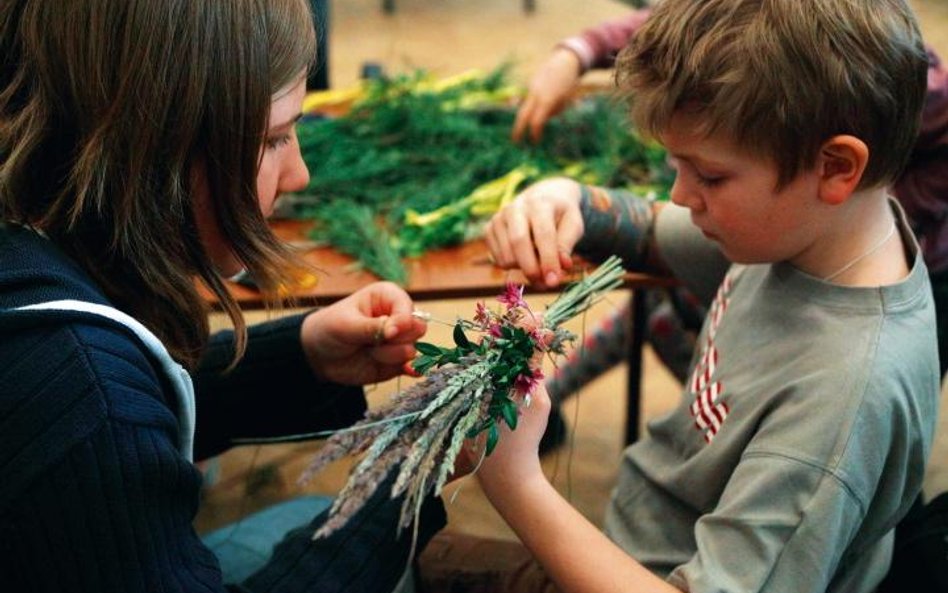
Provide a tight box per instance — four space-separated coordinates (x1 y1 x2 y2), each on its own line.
556 37 596 74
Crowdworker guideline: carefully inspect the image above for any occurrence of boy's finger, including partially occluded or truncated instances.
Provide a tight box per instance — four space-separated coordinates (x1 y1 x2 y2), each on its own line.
529 205 563 286
507 212 541 279
556 206 585 264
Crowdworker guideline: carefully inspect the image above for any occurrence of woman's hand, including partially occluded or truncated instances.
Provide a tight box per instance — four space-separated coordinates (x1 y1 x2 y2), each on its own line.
484 176 585 287
512 48 584 143
300 281 427 385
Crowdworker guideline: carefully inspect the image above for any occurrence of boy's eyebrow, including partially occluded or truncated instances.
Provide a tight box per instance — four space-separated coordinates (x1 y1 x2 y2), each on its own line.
268 112 303 133
668 151 728 169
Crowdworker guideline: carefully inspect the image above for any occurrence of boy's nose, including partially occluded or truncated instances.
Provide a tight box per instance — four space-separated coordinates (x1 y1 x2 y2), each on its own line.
669 178 702 211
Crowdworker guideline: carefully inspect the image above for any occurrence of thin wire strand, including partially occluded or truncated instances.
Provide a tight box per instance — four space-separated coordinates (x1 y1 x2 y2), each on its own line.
564 303 589 503
232 409 425 445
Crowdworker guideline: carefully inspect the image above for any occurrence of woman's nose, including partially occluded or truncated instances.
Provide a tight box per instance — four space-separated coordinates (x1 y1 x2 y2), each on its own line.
281 145 310 193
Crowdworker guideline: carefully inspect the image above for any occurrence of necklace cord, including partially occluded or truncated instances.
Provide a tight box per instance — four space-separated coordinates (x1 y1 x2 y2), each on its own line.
823 221 897 282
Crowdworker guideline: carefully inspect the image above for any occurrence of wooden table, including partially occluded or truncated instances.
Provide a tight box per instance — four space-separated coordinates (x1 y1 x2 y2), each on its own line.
229 219 675 444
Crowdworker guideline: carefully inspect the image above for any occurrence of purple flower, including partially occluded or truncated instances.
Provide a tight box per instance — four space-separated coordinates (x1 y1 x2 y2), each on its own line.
497 282 527 310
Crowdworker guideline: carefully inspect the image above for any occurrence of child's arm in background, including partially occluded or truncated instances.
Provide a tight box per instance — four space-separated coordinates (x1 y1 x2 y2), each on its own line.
513 10 651 143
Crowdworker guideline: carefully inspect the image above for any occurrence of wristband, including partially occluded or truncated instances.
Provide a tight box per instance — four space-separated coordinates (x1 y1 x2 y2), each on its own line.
574 184 654 268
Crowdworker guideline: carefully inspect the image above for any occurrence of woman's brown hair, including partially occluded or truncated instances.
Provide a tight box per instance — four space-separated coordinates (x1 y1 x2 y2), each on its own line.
0 0 316 368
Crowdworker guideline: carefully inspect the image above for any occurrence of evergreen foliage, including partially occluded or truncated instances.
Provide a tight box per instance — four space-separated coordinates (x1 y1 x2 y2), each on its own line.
288 68 671 281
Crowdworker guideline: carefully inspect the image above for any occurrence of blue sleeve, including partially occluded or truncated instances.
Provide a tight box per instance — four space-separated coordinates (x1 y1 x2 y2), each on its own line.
0 322 232 592
192 312 367 460
0 321 444 593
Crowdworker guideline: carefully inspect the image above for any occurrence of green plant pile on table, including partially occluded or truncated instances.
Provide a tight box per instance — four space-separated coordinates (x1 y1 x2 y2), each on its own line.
288 66 672 284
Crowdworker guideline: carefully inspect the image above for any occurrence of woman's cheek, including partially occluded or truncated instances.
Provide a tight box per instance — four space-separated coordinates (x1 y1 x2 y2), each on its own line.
256 160 278 216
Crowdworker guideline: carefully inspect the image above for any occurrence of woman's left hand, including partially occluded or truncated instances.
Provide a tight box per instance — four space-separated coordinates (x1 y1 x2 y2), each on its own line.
300 281 427 385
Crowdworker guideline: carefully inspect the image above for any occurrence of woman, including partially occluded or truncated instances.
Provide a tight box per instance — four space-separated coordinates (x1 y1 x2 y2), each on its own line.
0 1 443 591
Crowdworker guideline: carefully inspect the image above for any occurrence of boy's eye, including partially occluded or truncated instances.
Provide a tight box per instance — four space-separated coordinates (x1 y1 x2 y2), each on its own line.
688 162 725 187
696 173 725 187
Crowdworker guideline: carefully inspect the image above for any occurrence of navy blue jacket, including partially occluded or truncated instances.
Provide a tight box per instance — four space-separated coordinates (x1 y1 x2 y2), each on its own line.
0 224 445 592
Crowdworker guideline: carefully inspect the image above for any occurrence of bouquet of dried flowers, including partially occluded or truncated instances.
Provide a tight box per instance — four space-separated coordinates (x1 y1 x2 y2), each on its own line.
300 256 625 538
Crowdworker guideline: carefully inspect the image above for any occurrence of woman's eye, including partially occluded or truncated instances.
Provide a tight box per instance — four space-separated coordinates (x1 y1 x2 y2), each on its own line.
266 135 292 150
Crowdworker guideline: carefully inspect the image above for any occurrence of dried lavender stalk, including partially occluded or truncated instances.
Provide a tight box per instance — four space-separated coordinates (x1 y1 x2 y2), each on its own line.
298 374 443 484
302 256 625 539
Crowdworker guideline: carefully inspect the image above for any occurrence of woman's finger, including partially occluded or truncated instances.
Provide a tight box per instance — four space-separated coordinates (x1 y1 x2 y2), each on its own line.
371 342 418 366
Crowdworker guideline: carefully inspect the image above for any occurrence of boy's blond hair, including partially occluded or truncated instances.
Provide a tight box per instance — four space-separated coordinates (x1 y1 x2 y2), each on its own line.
616 0 928 189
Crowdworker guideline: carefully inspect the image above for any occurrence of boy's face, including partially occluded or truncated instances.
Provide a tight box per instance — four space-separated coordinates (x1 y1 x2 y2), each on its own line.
661 113 824 265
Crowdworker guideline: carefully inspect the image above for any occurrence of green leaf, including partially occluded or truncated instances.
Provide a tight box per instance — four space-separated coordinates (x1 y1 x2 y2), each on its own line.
501 400 518 430
411 355 437 375
467 420 492 439
485 423 500 455
493 376 510 389
415 342 443 356
453 323 472 350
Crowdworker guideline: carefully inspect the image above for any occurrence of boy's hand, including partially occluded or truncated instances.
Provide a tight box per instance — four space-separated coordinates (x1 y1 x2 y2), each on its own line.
484 177 584 287
474 385 551 500
445 432 488 484
299 282 427 385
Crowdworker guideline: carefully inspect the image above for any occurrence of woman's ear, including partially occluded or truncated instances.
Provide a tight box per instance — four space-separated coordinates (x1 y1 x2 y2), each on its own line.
817 135 869 205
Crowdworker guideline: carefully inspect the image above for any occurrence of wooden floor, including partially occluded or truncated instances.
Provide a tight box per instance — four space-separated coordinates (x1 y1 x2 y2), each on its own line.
196 0 948 541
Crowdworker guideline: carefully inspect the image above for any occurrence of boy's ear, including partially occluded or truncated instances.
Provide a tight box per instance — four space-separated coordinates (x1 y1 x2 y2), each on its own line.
816 135 869 205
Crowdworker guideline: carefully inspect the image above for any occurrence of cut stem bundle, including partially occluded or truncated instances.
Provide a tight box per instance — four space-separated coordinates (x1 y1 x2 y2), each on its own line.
301 256 625 538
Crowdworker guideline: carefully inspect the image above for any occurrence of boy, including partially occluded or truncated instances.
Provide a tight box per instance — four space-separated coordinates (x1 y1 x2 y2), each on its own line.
425 1 940 591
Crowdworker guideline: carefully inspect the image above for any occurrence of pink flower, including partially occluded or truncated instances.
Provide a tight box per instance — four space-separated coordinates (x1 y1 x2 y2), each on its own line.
497 282 527 310
488 323 504 338
529 326 550 349
513 367 544 397
473 301 491 327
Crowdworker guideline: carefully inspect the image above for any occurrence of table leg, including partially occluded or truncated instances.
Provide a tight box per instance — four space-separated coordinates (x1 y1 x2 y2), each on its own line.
625 289 646 445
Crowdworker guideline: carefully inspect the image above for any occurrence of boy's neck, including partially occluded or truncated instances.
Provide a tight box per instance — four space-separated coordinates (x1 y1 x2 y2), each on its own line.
791 188 910 287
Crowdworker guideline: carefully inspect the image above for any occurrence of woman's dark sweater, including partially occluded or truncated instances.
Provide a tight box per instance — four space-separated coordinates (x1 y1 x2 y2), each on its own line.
0 224 445 592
